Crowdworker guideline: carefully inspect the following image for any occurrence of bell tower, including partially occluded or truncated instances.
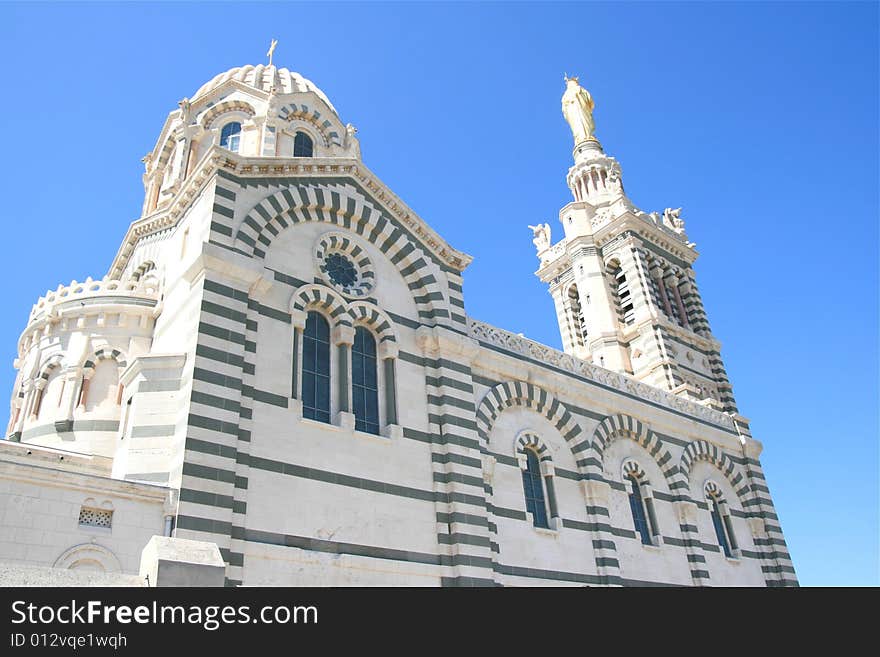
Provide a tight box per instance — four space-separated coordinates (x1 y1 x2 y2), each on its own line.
533 76 738 413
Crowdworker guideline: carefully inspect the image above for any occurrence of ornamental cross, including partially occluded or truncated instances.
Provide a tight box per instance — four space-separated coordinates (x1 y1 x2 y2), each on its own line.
267 39 278 67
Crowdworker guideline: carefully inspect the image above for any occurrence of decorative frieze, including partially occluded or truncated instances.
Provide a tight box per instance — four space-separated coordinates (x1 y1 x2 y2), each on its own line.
468 317 735 429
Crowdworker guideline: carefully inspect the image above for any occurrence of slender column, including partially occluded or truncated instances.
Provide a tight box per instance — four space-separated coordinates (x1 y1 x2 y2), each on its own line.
544 474 559 520
670 275 690 328
333 325 355 418
384 358 397 425
654 268 675 318
337 344 350 413
290 328 299 400
645 496 660 539
78 377 90 407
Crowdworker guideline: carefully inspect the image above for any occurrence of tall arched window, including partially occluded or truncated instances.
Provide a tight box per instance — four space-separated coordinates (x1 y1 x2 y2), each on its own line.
521 448 549 529
623 460 661 546
567 285 585 347
707 484 738 558
220 122 242 152
301 311 331 423
608 261 634 326
627 473 652 545
84 359 119 413
293 131 314 157
352 326 379 435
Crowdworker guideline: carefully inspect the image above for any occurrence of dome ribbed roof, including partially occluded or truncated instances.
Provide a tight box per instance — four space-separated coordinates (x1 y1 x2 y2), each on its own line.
192 65 337 113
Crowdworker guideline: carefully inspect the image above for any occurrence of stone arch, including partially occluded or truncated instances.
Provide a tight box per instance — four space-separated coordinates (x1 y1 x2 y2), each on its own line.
277 102 342 147
155 134 177 170
36 354 65 387
233 187 447 325
348 301 396 345
289 283 351 328
621 458 649 484
514 430 552 461
704 479 726 502
201 100 257 130
82 347 128 380
53 543 122 573
590 413 679 489
131 260 156 282
476 381 583 464
679 439 750 503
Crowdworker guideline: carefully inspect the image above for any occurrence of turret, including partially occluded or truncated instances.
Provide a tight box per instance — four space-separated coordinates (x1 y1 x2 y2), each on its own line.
533 75 738 413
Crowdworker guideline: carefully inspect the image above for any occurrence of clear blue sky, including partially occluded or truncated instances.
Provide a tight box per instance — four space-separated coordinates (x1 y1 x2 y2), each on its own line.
1 2 876 586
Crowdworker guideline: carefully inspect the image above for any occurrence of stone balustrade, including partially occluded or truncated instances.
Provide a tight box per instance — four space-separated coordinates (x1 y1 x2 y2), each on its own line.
29 276 160 324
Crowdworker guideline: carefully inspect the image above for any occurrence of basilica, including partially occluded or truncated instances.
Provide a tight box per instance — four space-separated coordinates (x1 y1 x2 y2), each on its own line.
0 59 797 586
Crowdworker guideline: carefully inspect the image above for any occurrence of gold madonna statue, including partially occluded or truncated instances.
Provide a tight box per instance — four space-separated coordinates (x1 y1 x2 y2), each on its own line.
562 75 596 144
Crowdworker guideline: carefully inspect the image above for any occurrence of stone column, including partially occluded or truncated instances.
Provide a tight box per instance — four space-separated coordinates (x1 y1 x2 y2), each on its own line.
378 341 399 431
333 324 355 429
580 478 623 586
416 325 496 586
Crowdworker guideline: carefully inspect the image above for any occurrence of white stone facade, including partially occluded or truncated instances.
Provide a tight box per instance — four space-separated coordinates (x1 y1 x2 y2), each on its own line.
0 63 797 586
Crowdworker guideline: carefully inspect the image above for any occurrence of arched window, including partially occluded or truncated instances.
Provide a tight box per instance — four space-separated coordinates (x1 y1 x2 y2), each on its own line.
220 122 242 152
608 261 634 326
521 448 549 529
84 359 119 413
35 366 64 420
627 473 652 545
624 460 661 546
707 484 738 558
301 311 331 423
293 131 314 157
351 326 379 435
567 285 585 347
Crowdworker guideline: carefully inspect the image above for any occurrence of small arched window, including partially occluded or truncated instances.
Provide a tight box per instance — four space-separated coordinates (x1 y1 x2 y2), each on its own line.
301 311 331 423
352 326 379 435
220 122 242 153
624 460 661 546
707 484 738 558
567 285 585 347
627 473 652 545
293 131 314 157
608 261 634 326
521 448 549 529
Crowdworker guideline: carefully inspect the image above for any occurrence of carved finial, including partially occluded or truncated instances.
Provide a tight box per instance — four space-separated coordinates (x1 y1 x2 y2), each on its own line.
266 38 278 67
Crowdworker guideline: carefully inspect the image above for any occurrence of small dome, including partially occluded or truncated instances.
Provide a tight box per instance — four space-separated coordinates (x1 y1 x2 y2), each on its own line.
192 64 337 113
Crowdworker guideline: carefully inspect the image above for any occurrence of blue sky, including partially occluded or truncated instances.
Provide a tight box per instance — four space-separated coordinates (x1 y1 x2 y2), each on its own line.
1 1 876 586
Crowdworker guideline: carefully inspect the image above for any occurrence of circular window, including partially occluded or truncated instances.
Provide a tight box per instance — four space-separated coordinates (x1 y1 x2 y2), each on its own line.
314 232 376 299
325 253 358 288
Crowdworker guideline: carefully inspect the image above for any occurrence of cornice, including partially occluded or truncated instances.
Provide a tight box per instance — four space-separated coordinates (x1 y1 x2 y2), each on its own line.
109 147 473 278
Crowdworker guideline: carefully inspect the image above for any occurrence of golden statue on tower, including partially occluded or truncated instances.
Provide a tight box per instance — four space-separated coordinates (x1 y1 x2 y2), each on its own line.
562 75 596 144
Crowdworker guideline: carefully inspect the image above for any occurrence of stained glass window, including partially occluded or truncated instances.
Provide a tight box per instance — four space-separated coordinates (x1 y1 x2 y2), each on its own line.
352 327 379 435
302 312 331 423
521 449 548 528
294 131 314 157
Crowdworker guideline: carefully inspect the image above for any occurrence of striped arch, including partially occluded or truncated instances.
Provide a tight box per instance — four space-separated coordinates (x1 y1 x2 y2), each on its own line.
155 135 177 170
277 103 342 147
233 186 447 325
289 284 351 327
590 413 679 489
131 260 156 282
35 354 66 388
82 347 128 380
476 381 583 456
515 431 551 461
679 440 750 503
622 458 649 484
704 480 726 502
201 100 257 130
348 301 397 345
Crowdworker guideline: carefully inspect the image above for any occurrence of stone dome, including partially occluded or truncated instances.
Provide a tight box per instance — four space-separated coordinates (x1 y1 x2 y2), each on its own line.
192 64 337 113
